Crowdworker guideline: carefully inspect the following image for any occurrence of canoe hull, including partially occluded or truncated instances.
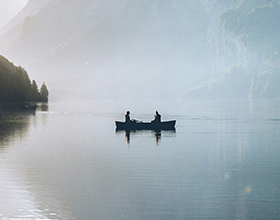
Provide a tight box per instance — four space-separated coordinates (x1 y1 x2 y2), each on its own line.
115 120 176 130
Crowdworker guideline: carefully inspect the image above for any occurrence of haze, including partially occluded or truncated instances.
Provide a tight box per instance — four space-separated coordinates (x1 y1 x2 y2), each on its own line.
0 0 28 28
0 0 279 101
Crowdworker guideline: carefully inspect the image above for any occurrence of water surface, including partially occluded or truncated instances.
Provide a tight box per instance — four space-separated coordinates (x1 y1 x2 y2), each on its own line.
1 99 280 220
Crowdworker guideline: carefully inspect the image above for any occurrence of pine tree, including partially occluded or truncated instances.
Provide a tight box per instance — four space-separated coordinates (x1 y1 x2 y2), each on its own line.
31 80 38 92
31 80 40 101
0 55 49 103
40 82 49 102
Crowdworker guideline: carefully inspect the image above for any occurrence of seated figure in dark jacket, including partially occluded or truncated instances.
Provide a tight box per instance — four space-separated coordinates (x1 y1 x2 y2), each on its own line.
152 110 161 123
125 111 132 123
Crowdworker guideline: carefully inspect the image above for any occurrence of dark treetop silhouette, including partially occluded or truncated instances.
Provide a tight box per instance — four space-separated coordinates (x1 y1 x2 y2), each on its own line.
0 55 49 103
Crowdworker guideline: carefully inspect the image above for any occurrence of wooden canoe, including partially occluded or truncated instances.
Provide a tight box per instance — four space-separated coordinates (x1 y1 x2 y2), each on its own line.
115 120 176 130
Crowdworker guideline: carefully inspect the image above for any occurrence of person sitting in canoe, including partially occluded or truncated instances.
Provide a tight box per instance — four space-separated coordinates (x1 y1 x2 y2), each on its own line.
125 111 141 123
125 111 132 123
152 110 161 123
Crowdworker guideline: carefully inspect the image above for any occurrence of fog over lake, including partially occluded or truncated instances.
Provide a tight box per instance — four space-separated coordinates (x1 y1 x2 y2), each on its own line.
1 1 280 100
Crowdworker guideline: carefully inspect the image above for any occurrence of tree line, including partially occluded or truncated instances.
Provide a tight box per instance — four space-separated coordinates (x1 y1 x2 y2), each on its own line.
0 55 49 102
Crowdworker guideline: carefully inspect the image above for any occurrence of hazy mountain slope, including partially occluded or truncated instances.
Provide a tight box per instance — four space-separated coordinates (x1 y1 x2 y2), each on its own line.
231 0 280 98
3 0 279 100
0 0 226 100
182 0 280 99
0 0 51 35
0 0 51 51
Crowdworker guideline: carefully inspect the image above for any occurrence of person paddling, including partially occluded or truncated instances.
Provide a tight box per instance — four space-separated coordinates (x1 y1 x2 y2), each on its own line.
125 111 141 123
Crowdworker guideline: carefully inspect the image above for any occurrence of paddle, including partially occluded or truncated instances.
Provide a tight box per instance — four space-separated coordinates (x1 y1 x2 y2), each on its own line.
132 119 142 123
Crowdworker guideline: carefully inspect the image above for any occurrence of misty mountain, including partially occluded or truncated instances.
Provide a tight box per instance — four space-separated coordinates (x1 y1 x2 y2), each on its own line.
0 0 228 100
1 0 278 100
0 0 51 48
182 0 280 99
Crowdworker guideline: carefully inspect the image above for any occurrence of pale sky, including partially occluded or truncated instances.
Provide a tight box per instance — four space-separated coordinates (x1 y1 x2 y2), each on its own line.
0 0 28 28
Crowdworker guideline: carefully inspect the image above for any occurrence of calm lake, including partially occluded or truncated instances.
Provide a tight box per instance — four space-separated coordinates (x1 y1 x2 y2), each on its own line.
1 99 280 220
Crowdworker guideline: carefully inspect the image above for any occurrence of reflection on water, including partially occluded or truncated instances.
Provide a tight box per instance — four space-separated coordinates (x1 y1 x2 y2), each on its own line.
154 130 161 144
115 129 176 145
1 100 280 220
0 103 35 151
37 103 49 112
0 103 36 117
0 102 74 220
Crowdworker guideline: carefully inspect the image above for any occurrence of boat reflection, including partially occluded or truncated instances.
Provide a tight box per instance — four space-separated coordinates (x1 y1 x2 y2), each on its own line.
154 130 161 145
116 129 176 145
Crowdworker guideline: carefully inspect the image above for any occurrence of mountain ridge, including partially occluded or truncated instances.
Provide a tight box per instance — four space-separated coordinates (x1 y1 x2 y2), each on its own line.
1 0 278 100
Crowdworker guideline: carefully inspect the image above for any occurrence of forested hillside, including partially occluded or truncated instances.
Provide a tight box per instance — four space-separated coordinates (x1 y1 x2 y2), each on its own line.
0 55 48 102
